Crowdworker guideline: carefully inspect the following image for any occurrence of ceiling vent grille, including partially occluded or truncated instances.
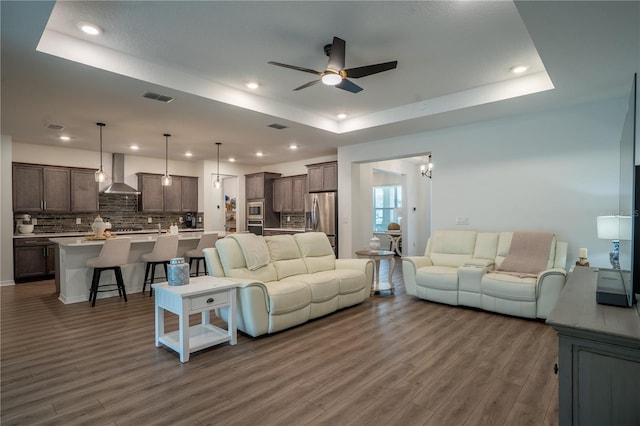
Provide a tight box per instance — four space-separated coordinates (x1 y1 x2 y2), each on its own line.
267 123 288 130
143 92 174 103
46 123 64 131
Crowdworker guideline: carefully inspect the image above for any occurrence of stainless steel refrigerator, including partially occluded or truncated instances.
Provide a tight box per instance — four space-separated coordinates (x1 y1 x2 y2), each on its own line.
305 192 337 254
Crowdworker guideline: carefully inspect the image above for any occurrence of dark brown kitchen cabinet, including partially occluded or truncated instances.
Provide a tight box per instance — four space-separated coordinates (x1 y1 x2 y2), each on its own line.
273 175 307 213
306 161 337 192
70 169 99 212
137 173 164 212
14 238 55 282
12 163 70 212
246 173 265 200
137 173 198 212
181 177 198 212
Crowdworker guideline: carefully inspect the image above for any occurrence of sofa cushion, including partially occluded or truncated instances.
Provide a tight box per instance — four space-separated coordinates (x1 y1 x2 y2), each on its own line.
416 266 459 291
216 237 278 282
294 232 336 273
314 269 366 295
263 280 311 315
265 235 308 279
428 230 477 267
473 232 499 261
482 272 537 302
283 274 339 303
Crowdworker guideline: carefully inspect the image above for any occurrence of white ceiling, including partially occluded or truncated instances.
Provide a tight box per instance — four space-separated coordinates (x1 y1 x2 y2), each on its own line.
1 1 638 165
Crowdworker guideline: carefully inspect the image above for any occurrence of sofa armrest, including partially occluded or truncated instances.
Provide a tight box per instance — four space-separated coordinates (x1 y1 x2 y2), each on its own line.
463 258 495 269
203 247 225 277
535 268 567 319
402 256 433 296
216 278 271 337
336 258 375 296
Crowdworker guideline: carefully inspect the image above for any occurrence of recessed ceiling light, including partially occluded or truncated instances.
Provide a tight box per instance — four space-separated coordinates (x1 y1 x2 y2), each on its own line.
510 65 529 74
228 157 236 162
185 152 193 157
337 113 347 119
78 22 102 36
59 136 70 141
256 152 263 157
246 82 259 90
130 145 139 151
289 144 298 150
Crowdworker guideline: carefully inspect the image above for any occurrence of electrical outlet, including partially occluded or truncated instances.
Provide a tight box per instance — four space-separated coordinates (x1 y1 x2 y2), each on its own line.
456 216 469 225
198 216 202 223
32 218 37 225
76 218 82 225
179 217 183 223
148 217 153 223
286 216 290 222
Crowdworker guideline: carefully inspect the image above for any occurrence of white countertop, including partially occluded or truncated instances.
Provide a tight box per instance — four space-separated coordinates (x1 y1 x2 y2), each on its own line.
14 228 206 239
49 231 222 247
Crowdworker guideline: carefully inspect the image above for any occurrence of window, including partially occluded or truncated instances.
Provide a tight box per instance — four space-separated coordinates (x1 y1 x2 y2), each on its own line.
373 185 402 232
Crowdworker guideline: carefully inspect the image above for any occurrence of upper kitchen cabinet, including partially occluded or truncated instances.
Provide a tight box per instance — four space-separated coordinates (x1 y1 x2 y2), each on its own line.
137 173 198 212
181 177 198 212
70 169 99 212
245 172 281 200
306 161 337 192
137 173 164 212
13 163 70 212
273 174 307 213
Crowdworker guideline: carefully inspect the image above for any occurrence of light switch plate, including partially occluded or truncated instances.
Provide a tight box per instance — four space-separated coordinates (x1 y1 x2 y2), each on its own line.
76 218 82 224
456 216 469 225
147 217 152 223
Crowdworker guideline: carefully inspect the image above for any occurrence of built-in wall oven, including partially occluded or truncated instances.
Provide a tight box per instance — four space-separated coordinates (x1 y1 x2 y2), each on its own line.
247 201 264 221
247 220 263 236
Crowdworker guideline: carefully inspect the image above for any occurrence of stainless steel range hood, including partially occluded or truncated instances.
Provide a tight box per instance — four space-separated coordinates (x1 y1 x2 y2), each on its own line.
101 153 140 194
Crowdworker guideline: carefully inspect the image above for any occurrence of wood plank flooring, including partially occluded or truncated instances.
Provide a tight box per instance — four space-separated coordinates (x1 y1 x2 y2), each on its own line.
1 260 559 425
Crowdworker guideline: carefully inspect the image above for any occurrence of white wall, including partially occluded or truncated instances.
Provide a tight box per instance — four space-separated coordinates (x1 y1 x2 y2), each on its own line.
339 97 628 269
1 136 14 285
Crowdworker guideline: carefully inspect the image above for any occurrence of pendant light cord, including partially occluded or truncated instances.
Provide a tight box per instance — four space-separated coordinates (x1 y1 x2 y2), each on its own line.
164 133 170 175
216 142 221 181
97 122 105 171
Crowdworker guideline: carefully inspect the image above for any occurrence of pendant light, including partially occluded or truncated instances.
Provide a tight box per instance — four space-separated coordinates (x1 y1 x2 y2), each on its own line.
214 142 222 189
161 133 172 186
94 122 107 182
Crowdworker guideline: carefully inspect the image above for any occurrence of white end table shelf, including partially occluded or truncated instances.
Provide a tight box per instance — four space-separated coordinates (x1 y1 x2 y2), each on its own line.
153 276 240 363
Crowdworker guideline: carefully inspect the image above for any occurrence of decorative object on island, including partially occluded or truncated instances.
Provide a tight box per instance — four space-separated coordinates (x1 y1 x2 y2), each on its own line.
214 142 221 189
420 154 433 179
167 257 189 286
16 214 33 234
576 247 590 267
94 122 107 182
597 215 632 269
161 133 172 186
91 215 107 237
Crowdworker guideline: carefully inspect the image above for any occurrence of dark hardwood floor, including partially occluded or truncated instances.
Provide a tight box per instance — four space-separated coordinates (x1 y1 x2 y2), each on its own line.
1 259 559 425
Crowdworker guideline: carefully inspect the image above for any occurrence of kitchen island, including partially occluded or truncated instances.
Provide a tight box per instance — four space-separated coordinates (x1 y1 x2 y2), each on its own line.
50 232 221 304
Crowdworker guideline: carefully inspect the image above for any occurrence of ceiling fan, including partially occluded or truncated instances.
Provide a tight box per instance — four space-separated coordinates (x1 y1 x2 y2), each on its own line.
268 36 398 93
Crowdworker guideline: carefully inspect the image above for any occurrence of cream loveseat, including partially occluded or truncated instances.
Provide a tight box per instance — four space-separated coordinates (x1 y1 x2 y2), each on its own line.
402 230 568 319
203 232 374 337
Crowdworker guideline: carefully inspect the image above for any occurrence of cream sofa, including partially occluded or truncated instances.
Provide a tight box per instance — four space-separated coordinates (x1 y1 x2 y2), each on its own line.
402 230 568 319
203 232 374 337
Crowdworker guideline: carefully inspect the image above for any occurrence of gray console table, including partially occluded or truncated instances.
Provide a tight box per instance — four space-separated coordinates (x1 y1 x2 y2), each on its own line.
547 266 640 426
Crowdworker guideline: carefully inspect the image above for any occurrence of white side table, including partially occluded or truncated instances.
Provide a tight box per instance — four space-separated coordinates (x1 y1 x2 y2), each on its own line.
385 231 402 256
153 276 239 363
355 249 396 295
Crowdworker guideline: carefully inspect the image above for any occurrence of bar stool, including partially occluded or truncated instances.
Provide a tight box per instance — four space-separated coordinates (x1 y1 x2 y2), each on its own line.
184 233 219 276
141 234 179 297
86 238 132 307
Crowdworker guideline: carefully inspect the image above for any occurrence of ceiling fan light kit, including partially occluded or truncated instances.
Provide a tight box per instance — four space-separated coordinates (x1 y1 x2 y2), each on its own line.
269 36 398 93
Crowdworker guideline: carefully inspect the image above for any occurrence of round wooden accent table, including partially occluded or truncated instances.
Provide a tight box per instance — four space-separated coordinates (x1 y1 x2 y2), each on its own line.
355 249 396 295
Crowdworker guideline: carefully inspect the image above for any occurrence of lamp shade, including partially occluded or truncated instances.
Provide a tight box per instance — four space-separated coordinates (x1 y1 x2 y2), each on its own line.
596 216 632 240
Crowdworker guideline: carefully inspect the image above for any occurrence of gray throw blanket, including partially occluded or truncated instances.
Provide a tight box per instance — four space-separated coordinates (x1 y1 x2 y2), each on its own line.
497 232 554 277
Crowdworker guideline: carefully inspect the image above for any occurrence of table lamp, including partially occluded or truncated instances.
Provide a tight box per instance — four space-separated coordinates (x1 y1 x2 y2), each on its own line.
596 215 632 269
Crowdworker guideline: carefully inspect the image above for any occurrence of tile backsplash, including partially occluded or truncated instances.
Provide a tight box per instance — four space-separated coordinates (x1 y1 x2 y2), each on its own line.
15 193 203 234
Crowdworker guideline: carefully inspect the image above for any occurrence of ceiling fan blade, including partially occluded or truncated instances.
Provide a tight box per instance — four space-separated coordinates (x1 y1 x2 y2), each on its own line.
335 78 363 94
293 79 321 91
326 36 345 71
268 61 322 75
344 61 398 78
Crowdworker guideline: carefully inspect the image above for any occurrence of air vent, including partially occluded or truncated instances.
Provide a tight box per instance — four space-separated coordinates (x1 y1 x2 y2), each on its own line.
46 123 64 131
143 92 174 103
267 123 288 130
